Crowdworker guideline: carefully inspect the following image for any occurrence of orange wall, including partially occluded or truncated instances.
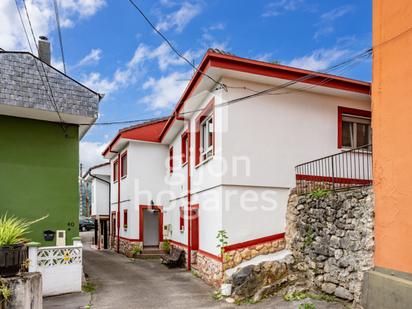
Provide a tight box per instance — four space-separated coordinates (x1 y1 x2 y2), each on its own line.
372 0 412 274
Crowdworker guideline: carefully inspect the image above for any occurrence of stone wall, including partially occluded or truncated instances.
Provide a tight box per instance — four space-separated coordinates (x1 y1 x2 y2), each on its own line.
193 252 223 287
223 238 286 271
286 187 374 303
110 237 142 257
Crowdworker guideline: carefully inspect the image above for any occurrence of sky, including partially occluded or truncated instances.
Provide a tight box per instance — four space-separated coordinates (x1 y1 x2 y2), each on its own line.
1 0 372 170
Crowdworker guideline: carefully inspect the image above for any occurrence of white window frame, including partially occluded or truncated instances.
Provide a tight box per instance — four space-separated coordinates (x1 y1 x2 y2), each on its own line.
200 114 213 160
342 114 371 148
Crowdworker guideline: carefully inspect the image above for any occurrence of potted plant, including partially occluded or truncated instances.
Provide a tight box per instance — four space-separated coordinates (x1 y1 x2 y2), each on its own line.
0 214 46 277
162 239 170 254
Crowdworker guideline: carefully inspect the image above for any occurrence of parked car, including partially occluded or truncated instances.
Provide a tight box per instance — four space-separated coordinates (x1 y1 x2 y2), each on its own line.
79 218 94 231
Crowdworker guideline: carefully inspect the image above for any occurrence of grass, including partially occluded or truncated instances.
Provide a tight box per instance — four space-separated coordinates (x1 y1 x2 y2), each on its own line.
308 189 330 199
234 297 256 305
284 291 336 303
82 281 96 293
299 303 317 309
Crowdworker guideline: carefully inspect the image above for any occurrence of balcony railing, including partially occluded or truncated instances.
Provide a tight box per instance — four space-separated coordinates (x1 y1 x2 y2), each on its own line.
295 144 372 195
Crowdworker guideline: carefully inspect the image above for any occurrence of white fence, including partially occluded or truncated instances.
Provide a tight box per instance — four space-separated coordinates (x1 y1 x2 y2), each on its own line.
28 240 83 296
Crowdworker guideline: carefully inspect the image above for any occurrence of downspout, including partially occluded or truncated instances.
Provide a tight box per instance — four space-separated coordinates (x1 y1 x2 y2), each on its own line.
109 149 121 253
177 114 191 271
117 153 121 253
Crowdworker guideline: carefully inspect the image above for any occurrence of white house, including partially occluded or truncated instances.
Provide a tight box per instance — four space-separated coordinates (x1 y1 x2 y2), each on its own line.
83 163 111 249
103 49 371 285
102 119 170 254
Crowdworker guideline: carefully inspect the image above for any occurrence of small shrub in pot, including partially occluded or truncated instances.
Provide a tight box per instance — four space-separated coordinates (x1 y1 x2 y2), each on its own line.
0 214 46 277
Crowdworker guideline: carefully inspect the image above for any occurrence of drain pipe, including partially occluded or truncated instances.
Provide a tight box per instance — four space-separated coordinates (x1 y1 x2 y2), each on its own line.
116 153 121 253
177 114 192 270
109 149 121 253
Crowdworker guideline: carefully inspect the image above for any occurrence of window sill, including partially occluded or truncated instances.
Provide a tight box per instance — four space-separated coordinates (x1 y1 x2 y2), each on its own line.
121 175 127 180
182 161 188 168
195 155 214 169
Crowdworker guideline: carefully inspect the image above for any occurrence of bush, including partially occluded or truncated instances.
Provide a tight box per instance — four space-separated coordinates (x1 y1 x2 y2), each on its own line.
130 244 142 257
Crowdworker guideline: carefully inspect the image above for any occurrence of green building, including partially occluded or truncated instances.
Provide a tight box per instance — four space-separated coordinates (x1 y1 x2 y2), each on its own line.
0 43 101 246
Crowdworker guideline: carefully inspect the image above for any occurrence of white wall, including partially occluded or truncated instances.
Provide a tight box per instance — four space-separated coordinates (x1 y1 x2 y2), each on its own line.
110 142 168 241
91 174 110 217
221 77 371 188
221 186 290 245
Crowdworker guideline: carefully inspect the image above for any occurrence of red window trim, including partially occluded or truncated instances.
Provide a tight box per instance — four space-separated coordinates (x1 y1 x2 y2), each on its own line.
169 146 174 174
195 99 215 166
337 106 371 149
123 209 128 229
120 151 127 178
113 160 119 182
179 206 184 231
181 131 189 165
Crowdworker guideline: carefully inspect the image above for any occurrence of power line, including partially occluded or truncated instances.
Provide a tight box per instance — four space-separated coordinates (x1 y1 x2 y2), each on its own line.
53 0 67 74
126 0 227 90
179 48 372 116
19 0 67 135
14 0 34 52
77 48 371 127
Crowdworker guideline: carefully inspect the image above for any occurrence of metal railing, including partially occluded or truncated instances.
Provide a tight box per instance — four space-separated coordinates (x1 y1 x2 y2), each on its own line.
295 144 372 195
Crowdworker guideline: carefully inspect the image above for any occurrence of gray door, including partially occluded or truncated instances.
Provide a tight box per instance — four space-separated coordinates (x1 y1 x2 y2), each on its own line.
143 210 159 246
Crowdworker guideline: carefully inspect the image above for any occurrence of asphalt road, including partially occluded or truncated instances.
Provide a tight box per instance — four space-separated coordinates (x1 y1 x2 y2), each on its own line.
45 232 347 309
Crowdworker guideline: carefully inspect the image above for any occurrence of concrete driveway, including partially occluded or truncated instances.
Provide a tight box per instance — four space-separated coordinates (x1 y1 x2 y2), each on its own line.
44 232 346 309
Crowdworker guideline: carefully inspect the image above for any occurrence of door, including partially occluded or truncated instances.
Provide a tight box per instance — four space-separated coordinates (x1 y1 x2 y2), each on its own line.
143 209 159 247
190 206 199 251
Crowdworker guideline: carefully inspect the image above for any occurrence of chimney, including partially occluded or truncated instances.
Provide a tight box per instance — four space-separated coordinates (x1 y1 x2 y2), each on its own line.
38 36 51 65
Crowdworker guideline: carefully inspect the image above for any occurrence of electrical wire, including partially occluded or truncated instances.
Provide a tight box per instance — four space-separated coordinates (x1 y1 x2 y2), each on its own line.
178 48 372 117
126 0 227 90
53 0 67 74
18 0 67 135
75 48 371 127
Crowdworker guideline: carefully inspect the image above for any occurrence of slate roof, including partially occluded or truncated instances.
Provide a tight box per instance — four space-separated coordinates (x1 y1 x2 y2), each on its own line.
0 51 101 120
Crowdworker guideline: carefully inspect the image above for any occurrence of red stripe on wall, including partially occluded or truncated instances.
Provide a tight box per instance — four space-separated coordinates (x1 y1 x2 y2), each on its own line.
119 236 141 242
223 233 285 252
169 239 188 249
197 249 222 262
296 174 372 185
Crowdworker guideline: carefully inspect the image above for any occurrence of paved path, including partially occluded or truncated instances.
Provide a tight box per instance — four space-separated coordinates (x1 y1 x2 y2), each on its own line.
45 232 347 309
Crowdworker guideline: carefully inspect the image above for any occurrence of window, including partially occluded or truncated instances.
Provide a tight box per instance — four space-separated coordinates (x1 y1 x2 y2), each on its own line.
338 107 371 149
200 115 213 160
181 132 189 165
113 160 118 182
123 209 128 229
121 152 127 178
195 99 215 165
179 206 184 231
169 147 174 174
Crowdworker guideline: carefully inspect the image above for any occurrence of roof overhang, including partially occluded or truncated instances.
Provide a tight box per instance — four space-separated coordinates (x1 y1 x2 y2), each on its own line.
0 103 97 139
159 51 371 142
102 118 169 159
